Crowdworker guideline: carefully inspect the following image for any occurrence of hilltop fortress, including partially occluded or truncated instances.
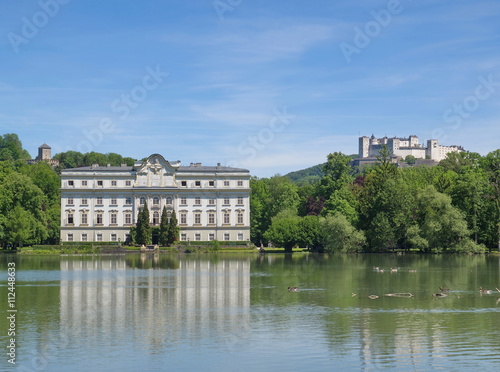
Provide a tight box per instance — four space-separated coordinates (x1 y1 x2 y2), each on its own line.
358 135 463 162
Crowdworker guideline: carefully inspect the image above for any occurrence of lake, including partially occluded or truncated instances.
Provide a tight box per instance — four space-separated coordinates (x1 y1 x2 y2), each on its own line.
1 253 500 371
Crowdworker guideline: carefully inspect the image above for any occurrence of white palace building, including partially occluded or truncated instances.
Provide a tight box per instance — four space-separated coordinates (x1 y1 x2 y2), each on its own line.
60 154 251 244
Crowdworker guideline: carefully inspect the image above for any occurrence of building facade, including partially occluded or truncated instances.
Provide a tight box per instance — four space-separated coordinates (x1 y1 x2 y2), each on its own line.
60 154 251 243
358 135 463 162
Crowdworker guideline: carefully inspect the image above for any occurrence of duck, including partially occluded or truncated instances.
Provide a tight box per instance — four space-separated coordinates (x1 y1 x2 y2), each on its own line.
479 287 492 294
390 267 398 273
439 287 450 292
288 287 299 292
368 295 379 299
373 266 380 271
433 293 447 297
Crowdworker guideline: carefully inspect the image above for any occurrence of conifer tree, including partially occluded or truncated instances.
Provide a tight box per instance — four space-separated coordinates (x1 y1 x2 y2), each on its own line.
167 210 179 245
136 203 151 245
159 206 169 246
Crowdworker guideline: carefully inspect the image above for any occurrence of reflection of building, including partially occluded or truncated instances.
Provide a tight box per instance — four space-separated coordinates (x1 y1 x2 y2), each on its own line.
59 257 250 350
60 153 250 243
26 143 60 167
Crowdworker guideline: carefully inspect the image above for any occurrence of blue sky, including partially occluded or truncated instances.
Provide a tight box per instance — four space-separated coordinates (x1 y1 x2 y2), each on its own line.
1 0 499 177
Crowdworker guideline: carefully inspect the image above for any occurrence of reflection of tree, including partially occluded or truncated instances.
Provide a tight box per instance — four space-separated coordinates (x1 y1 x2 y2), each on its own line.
249 253 500 367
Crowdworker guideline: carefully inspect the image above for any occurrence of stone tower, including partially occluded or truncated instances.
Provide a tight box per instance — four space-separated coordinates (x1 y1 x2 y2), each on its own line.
38 143 52 160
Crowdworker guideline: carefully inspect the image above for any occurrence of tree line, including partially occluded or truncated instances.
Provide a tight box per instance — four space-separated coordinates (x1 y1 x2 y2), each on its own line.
252 146 500 253
2 132 500 253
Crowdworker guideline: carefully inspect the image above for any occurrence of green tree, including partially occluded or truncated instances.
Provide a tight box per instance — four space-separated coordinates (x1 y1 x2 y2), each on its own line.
264 211 301 252
19 162 60 204
409 186 484 253
298 215 320 249
250 177 270 245
0 133 31 161
322 185 359 225
439 151 481 173
481 150 500 250
53 151 84 169
4 205 35 247
159 206 169 246
167 210 179 245
135 204 151 245
319 213 366 253
316 152 354 200
405 155 416 165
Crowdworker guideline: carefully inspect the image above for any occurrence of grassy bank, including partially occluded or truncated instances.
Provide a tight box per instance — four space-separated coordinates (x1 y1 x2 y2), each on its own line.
13 244 307 255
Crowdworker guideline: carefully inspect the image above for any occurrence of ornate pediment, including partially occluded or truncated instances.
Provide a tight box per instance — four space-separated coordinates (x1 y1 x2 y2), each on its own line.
135 154 180 187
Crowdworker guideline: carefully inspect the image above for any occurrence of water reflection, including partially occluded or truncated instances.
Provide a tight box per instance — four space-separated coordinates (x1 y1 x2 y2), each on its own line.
3 254 500 371
60 256 250 352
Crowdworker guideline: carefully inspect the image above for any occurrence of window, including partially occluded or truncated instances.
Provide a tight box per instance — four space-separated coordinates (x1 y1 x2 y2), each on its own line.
125 213 132 225
153 211 159 225
194 213 201 224
110 213 117 225
237 233 244 241
237 213 244 224
195 181 201 187
81 180 87 187
81 198 88 205
96 213 103 224
224 213 230 224
153 197 160 205
81 234 88 242
180 197 187 205
125 197 132 205
96 197 103 205
68 180 74 186
166 197 173 205
181 233 187 241
194 197 201 205
237 197 244 205
208 199 215 205
237 180 243 187
181 181 187 187
209 180 214 187
224 233 230 241
67 234 73 241
180 213 187 224
67 213 74 224
126 180 132 186
111 198 117 205
97 180 103 186
195 233 201 241
223 198 230 205
140 197 146 205
111 180 117 187
67 197 74 205
208 213 215 224
111 234 117 242
81 214 88 225
96 234 103 242
224 181 230 187
209 233 215 241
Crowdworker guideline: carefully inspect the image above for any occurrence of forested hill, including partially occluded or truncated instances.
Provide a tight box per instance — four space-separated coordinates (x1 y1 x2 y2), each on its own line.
285 155 357 185
285 163 325 185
